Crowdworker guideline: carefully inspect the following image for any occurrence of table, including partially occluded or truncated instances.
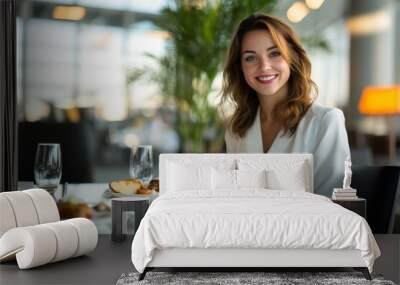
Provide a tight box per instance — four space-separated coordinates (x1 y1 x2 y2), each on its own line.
332 198 366 219
112 197 150 242
17 182 158 234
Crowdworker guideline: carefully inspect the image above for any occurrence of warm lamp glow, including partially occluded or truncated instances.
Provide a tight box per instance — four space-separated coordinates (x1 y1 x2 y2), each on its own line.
53 6 86 21
359 86 400 115
359 85 400 161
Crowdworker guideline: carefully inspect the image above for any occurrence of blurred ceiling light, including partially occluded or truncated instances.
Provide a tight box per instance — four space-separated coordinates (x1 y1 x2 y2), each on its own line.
305 0 325 10
346 10 391 35
287 2 309 23
53 6 86 21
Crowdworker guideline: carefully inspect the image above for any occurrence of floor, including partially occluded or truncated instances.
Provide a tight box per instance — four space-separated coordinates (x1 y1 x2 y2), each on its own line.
1 235 399 285
373 235 400 284
0 235 134 285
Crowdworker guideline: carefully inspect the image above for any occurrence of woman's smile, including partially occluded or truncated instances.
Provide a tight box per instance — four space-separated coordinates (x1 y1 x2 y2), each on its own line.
255 74 279 84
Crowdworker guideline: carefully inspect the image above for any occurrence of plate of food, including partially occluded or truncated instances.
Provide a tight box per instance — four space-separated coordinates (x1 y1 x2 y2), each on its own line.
103 178 159 198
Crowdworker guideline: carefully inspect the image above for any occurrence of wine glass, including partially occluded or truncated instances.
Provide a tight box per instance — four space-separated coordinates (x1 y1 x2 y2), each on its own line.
130 145 153 186
34 143 62 194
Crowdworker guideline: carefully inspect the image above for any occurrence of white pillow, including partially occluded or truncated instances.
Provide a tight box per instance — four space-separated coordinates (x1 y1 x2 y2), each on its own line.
266 168 306 191
212 168 236 190
237 159 309 192
211 168 267 190
167 162 211 191
237 169 267 188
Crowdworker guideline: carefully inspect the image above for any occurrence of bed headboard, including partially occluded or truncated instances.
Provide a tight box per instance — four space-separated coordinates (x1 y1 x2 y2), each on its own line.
159 153 313 195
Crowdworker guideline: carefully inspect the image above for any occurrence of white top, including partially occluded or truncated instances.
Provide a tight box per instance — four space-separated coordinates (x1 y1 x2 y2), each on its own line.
225 104 351 197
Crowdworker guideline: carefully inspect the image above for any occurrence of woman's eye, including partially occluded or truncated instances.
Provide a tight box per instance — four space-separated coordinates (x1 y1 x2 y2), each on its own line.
270 51 281 57
244 55 256 62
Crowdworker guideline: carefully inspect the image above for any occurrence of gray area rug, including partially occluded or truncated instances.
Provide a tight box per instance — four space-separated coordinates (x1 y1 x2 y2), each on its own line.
116 272 396 285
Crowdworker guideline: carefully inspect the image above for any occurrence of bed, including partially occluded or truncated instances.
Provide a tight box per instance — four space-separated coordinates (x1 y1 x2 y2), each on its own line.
131 154 380 280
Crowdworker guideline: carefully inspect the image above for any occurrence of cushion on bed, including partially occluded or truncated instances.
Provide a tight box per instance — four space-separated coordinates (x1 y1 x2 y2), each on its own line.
266 167 307 191
167 162 212 191
237 159 310 192
236 169 267 189
162 155 312 193
211 168 236 190
211 168 267 191
166 159 236 192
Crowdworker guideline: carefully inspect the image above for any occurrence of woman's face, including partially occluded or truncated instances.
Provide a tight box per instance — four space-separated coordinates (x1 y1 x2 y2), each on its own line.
241 29 291 98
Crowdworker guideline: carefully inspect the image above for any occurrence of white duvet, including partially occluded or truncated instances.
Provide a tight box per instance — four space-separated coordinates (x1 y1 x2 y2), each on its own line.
131 189 380 273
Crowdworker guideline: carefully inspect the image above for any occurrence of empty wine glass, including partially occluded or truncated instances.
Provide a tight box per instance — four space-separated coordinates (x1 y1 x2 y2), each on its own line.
34 143 62 194
130 145 153 186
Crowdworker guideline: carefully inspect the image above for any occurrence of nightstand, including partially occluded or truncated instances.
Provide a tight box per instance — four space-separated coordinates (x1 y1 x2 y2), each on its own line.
332 198 366 219
111 197 150 242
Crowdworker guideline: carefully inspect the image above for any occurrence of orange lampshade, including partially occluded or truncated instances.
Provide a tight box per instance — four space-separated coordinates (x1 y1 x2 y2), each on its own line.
358 86 400 115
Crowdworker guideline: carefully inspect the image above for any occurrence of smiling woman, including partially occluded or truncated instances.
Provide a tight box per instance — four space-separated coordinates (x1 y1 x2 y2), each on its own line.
220 13 350 197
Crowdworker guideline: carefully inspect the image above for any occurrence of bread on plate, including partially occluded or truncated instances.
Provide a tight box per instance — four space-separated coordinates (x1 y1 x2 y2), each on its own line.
109 179 143 195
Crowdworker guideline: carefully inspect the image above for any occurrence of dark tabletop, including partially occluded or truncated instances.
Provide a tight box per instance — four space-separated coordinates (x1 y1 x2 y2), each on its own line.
0 235 133 285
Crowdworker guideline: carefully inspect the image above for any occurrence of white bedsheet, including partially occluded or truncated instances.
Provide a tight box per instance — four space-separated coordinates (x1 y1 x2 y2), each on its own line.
131 190 380 273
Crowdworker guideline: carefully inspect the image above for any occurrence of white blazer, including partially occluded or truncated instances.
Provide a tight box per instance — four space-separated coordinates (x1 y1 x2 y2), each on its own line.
225 104 351 197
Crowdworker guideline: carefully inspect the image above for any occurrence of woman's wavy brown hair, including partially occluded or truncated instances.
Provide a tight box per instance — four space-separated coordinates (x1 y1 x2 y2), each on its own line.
220 13 317 138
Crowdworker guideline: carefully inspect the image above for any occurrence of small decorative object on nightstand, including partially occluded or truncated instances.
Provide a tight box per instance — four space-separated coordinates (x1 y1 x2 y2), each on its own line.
331 159 367 218
332 198 367 219
332 158 359 200
111 197 150 242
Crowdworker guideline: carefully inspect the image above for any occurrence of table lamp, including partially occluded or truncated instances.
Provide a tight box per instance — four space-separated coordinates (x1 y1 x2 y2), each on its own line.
358 85 400 161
